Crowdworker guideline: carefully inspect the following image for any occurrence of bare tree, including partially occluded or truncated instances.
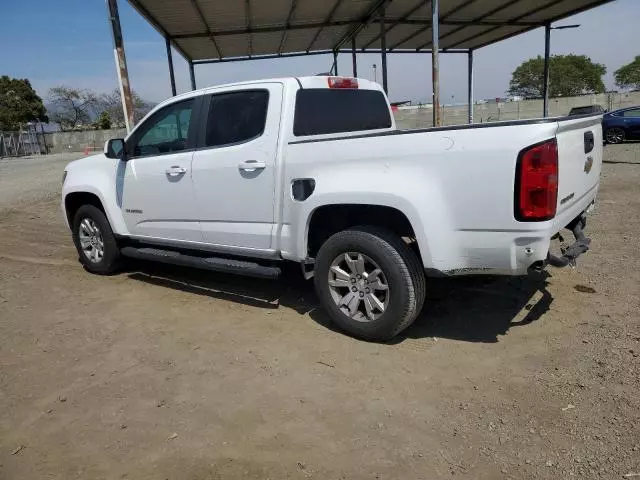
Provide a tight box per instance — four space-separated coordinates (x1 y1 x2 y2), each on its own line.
48 87 99 130
97 89 155 128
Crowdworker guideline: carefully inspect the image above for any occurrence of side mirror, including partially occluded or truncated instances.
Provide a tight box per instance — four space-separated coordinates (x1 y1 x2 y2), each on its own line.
104 138 125 159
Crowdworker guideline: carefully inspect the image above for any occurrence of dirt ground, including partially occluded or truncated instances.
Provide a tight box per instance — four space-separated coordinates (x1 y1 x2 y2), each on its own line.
0 145 638 480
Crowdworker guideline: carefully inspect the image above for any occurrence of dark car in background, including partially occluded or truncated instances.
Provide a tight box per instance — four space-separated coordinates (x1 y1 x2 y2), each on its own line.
602 106 640 144
568 105 605 116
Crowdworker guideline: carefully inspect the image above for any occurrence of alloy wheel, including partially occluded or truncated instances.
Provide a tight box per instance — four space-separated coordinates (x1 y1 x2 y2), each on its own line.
327 252 390 322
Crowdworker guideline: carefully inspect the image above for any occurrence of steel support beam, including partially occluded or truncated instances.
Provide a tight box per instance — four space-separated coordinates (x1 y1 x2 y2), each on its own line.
431 0 440 127
191 49 468 65
332 0 389 52
173 18 544 40
128 0 191 61
380 7 388 93
434 0 524 49
278 0 299 54
245 0 253 56
467 49 474 124
362 0 424 50
446 0 572 50
189 62 196 90
351 37 358 77
166 36 177 96
189 0 222 57
308 0 346 52
106 0 135 132
543 23 551 117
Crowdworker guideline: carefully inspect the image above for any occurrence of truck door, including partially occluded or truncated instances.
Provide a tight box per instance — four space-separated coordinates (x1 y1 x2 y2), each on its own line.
191 83 283 251
120 98 202 242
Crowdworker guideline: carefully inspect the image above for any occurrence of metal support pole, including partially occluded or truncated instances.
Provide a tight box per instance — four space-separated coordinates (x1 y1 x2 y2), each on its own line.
106 0 135 132
467 49 474 124
332 50 338 75
431 0 441 127
543 23 551 117
351 37 358 77
380 7 388 94
189 62 196 90
166 37 177 97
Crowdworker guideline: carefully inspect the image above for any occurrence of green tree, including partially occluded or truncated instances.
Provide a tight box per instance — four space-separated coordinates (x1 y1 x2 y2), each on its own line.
0 76 48 130
614 56 640 90
508 54 606 98
94 111 112 130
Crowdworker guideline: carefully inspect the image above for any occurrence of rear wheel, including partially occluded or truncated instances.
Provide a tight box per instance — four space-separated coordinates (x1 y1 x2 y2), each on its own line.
605 127 625 144
72 205 121 274
314 226 426 341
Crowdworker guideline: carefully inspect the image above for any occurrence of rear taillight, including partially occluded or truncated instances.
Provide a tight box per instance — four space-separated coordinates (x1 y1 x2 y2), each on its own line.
515 138 558 221
327 77 358 89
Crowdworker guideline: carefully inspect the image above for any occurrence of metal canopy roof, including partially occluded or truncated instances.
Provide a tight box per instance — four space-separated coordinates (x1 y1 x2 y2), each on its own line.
128 0 611 62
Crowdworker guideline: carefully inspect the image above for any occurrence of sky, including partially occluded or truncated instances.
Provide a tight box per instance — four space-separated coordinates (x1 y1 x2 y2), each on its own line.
1 0 638 105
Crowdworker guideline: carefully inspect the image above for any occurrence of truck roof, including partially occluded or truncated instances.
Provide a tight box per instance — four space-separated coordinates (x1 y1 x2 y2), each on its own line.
161 76 384 108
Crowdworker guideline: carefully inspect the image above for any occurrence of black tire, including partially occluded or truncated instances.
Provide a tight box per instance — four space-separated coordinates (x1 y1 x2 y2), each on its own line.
605 127 626 144
72 205 121 274
314 226 426 341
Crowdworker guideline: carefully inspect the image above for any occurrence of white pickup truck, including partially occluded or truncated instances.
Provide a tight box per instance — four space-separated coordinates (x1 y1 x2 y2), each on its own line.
62 76 602 340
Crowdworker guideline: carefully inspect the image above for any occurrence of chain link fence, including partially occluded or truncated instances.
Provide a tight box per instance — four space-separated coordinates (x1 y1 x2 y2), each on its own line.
395 91 640 129
0 127 48 157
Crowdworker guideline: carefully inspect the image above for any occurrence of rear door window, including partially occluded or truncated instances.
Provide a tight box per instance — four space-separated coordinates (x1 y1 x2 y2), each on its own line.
204 90 269 147
293 89 392 136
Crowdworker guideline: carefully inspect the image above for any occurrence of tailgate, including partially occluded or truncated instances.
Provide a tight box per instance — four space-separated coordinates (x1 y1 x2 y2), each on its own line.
554 115 603 216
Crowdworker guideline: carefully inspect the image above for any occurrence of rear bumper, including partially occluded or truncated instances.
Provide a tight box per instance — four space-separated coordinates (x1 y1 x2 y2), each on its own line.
545 214 591 268
428 191 598 277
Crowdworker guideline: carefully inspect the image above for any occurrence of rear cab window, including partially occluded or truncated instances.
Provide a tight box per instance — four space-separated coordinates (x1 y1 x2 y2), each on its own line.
293 87 392 137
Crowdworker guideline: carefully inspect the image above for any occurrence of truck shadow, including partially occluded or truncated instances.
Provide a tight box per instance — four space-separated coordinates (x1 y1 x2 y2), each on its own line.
392 272 552 344
126 261 552 344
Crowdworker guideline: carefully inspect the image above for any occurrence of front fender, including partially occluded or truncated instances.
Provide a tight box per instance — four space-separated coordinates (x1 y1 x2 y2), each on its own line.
62 166 128 235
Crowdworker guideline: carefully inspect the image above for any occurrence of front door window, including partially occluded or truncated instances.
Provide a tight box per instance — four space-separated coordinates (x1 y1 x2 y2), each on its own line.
129 100 194 157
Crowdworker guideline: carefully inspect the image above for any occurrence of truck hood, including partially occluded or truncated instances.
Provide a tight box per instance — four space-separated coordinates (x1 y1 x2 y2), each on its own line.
65 153 117 173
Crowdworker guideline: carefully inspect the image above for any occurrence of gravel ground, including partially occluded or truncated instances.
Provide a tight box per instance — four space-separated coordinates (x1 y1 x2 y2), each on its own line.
0 144 638 479
0 152 85 211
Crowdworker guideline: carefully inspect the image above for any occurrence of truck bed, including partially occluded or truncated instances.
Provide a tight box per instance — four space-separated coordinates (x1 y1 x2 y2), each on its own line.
283 114 603 275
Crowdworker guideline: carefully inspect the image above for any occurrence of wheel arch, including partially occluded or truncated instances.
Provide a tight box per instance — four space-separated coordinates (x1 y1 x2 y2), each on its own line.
604 124 627 142
64 191 106 227
305 203 427 266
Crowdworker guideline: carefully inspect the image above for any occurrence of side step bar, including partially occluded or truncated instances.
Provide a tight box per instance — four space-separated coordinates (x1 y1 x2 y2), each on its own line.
121 247 281 279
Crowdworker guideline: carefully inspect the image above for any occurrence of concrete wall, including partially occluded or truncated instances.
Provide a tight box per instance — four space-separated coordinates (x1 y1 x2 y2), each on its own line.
44 128 127 154
39 91 640 152
394 91 640 129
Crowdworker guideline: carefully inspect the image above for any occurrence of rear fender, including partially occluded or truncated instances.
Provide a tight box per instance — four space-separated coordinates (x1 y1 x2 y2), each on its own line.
291 190 449 268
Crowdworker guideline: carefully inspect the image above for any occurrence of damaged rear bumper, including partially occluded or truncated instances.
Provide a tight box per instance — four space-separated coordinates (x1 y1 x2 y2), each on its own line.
545 213 591 268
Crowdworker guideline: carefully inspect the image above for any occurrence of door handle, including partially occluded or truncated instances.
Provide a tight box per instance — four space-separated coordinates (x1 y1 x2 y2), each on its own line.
238 160 266 172
166 166 187 176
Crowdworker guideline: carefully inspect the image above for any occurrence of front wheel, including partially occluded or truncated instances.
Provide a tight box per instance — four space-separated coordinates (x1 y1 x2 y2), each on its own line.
72 205 121 274
314 226 426 341
605 127 625 144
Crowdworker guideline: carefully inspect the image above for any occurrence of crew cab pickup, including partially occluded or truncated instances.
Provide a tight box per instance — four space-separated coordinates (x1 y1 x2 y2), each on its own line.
62 76 603 341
